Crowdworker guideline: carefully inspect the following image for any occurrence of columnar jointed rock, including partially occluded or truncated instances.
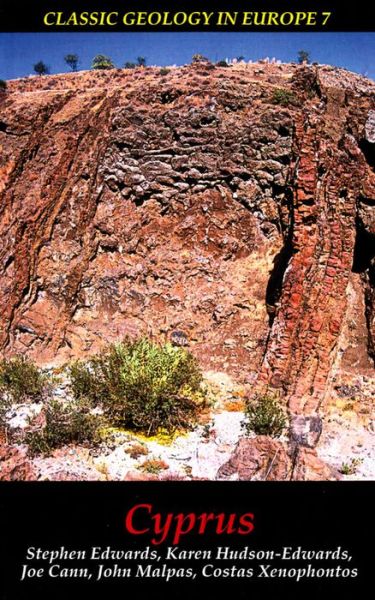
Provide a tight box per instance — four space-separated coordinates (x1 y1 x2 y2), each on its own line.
259 69 375 416
0 63 374 420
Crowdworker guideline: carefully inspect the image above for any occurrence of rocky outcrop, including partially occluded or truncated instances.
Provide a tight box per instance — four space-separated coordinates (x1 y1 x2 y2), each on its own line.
217 436 290 480
216 436 340 481
0 62 374 420
0 445 36 480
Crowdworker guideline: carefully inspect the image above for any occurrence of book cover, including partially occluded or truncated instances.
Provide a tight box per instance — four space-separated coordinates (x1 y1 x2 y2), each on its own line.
0 0 374 596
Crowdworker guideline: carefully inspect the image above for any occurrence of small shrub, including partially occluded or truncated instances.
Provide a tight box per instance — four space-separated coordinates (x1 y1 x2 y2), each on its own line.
192 53 209 64
69 337 206 435
242 393 286 438
339 458 363 475
159 68 170 76
202 423 211 439
26 399 101 456
216 60 229 68
0 80 7 93
271 88 297 107
124 62 136 69
126 443 149 459
139 458 169 474
0 355 50 403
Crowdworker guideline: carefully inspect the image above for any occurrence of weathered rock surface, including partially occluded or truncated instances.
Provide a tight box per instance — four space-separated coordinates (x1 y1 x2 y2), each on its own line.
0 444 36 480
217 436 340 481
217 436 290 480
291 446 340 481
0 62 374 421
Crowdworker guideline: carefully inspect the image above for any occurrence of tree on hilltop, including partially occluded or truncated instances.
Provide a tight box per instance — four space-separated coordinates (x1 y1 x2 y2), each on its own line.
192 53 209 63
33 61 49 76
297 50 311 64
91 55 115 70
64 54 79 72
136 56 147 67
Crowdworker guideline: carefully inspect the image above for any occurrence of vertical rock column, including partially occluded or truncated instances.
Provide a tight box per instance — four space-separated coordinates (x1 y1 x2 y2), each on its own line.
261 106 362 416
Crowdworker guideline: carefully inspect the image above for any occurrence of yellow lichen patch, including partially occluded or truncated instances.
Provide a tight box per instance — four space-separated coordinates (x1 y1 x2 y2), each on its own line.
224 399 246 412
98 424 189 446
134 428 187 446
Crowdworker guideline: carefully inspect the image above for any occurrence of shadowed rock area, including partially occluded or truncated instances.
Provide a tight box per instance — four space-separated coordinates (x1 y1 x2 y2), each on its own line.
0 63 374 480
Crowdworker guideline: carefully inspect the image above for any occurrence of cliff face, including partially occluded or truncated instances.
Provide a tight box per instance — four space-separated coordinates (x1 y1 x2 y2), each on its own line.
0 63 374 418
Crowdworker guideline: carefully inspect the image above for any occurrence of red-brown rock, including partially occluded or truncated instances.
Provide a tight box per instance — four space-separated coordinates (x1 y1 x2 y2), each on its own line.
0 444 36 480
0 62 374 419
217 436 290 481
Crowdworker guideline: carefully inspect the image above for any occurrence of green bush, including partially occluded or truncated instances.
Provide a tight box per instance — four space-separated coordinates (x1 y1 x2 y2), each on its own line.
242 392 286 438
91 54 115 70
216 60 229 67
159 68 170 76
339 458 362 475
33 61 49 76
64 53 79 72
271 88 297 107
0 355 49 403
26 399 101 456
69 337 206 435
192 53 209 64
124 61 136 69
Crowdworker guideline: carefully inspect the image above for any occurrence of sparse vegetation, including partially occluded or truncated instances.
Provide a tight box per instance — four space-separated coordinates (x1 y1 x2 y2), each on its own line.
69 337 206 435
0 355 50 403
216 60 229 68
91 54 115 70
201 422 214 440
339 458 363 475
125 443 149 459
26 398 101 456
33 61 49 76
137 56 147 67
159 67 170 76
0 402 7 437
64 54 79 72
242 392 286 438
271 88 297 107
139 458 169 474
124 62 136 69
192 53 209 64
298 50 311 64
0 80 7 93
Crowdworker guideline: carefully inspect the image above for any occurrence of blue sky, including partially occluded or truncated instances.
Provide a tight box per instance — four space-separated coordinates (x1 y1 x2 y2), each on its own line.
0 32 374 80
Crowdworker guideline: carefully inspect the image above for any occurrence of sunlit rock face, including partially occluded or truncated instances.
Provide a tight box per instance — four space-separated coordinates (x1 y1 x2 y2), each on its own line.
0 62 374 415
